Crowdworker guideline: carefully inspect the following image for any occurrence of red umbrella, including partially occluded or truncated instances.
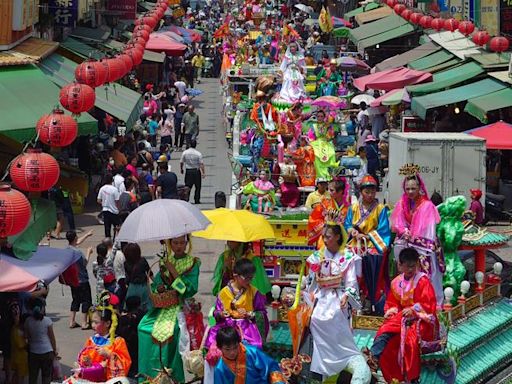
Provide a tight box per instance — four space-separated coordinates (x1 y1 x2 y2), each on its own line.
146 34 187 56
353 67 432 91
465 121 512 150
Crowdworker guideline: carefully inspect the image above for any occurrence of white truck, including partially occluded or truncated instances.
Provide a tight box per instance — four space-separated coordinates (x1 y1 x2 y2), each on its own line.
383 132 486 206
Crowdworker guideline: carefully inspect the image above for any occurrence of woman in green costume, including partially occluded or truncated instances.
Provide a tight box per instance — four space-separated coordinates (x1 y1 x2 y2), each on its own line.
212 241 271 296
138 235 200 383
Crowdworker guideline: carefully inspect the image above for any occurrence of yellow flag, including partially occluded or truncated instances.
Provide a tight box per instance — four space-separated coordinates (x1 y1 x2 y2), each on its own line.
319 6 333 33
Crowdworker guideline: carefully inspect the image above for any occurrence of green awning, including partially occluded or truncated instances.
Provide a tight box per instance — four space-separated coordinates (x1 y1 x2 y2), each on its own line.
344 2 380 18
349 13 407 45
375 41 440 72
333 27 350 38
408 50 455 71
61 37 104 60
39 54 143 130
465 88 512 123
468 52 511 69
0 65 97 142
358 23 415 50
411 78 507 119
406 62 484 96
419 58 461 73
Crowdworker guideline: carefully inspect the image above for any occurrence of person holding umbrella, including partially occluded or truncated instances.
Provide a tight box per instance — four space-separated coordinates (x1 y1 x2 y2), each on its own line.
344 175 390 314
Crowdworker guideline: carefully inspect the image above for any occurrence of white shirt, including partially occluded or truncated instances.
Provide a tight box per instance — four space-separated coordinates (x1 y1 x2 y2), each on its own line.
25 316 53 354
180 148 203 170
175 81 187 99
106 247 126 280
113 174 126 194
98 184 120 214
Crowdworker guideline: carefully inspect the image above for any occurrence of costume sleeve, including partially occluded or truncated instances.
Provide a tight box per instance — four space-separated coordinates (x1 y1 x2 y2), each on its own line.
390 199 408 237
181 259 201 299
253 291 269 340
344 260 359 293
344 205 354 232
252 347 288 384
384 279 401 313
212 253 225 296
307 204 325 245
249 253 272 294
110 337 132 377
412 276 437 320
214 360 232 384
368 205 391 252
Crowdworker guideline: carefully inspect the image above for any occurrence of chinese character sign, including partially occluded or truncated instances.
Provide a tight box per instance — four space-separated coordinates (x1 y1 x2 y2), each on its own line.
107 0 137 20
480 0 499 35
50 0 77 27
501 0 512 40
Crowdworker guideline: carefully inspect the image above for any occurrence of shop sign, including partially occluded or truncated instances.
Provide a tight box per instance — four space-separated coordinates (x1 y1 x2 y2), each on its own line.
49 0 77 27
480 0 499 35
449 0 464 20
402 116 427 132
107 0 136 19
500 0 512 40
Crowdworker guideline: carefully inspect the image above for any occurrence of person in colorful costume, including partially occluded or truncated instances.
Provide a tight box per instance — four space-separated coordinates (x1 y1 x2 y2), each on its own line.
75 294 131 382
366 247 438 384
138 236 201 383
307 110 338 180
279 41 307 103
213 326 287 384
206 259 269 349
304 222 371 383
250 90 279 169
308 177 350 246
344 175 391 312
291 136 316 187
316 59 343 97
212 241 271 296
242 170 276 213
390 164 445 306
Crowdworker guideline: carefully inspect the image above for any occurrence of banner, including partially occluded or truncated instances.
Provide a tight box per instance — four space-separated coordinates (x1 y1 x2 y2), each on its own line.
450 0 464 19
107 0 136 19
480 0 499 35
319 6 333 33
49 0 77 27
500 0 512 40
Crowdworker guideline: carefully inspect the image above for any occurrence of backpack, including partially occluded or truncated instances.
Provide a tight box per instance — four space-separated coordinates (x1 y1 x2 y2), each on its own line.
59 262 79 287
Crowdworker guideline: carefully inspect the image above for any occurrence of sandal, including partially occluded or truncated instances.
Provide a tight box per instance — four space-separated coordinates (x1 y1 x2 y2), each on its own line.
81 324 92 330
69 323 80 329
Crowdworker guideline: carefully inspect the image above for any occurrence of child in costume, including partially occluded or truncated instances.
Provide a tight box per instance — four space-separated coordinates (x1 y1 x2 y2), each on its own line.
75 293 131 381
213 326 287 384
469 188 484 224
366 247 438 384
206 259 269 349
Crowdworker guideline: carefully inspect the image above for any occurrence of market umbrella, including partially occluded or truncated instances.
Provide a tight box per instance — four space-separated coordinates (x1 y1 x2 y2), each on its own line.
370 88 410 107
332 16 352 28
351 94 375 105
116 199 211 243
294 4 314 14
333 27 350 38
354 67 432 92
193 208 275 242
312 95 347 109
337 56 370 73
146 34 187 56
0 247 79 292
155 30 185 43
465 121 512 150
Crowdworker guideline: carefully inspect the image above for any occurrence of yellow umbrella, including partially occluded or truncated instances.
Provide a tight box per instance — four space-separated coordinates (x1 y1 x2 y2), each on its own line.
192 208 275 242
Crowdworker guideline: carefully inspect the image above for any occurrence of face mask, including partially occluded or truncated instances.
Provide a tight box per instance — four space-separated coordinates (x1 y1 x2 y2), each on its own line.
109 159 115 166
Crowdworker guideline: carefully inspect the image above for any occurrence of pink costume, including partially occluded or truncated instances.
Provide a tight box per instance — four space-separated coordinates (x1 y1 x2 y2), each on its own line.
254 178 274 213
390 174 445 306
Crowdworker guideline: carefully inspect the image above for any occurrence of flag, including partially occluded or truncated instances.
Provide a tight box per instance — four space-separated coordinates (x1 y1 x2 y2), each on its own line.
213 22 230 38
319 6 333 33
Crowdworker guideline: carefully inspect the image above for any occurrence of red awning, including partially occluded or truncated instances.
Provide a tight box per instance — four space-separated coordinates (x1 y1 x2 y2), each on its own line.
354 67 433 91
146 34 187 56
465 121 512 150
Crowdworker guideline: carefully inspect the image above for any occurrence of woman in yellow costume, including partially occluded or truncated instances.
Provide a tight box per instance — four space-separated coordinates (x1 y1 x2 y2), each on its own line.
75 293 131 382
212 241 271 296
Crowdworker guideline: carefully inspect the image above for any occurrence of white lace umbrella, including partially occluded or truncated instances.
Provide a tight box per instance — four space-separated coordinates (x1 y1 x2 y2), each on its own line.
351 94 375 105
116 199 211 243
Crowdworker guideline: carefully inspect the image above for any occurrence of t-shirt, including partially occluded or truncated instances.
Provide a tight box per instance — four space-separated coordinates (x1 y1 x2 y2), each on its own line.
175 81 187 99
182 112 199 135
24 316 53 354
98 184 120 214
148 120 159 136
68 245 89 283
107 248 126 281
305 190 330 209
180 148 203 169
156 172 178 199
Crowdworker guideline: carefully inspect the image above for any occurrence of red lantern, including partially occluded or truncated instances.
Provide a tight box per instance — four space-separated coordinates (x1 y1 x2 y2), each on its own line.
136 15 157 29
419 15 433 28
401 9 413 20
431 18 444 31
104 58 126 83
458 21 475 36
133 30 150 42
159 2 168 11
386 0 397 6
0 184 31 238
393 4 406 14
131 36 147 47
444 18 459 32
10 149 60 192
75 59 108 88
473 31 490 46
489 36 510 53
125 48 144 66
118 54 133 72
409 12 422 24
59 83 96 114
36 108 78 147
134 24 152 34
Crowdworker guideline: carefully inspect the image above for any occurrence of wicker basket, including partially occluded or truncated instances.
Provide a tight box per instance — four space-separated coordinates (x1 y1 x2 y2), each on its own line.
316 274 343 289
149 288 179 308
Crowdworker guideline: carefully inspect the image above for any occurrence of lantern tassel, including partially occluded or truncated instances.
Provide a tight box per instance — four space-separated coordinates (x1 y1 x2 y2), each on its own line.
105 86 109 101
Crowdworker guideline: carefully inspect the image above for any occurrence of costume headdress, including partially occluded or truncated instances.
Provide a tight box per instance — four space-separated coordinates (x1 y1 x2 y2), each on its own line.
399 163 429 197
360 174 378 189
91 291 118 344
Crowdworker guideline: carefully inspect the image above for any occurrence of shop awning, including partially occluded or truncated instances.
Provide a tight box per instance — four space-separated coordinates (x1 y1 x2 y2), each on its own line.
465 121 512 149
428 31 482 59
69 26 111 42
354 66 432 91
468 52 511 69
408 50 456 71
411 78 507 119
344 2 380 18
349 13 407 45
40 54 143 130
61 37 104 60
374 41 440 72
11 37 59 61
358 23 415 50
406 62 484 96
0 65 97 142
489 71 512 85
465 88 512 123
419 58 461 73
103 39 166 63
355 6 393 24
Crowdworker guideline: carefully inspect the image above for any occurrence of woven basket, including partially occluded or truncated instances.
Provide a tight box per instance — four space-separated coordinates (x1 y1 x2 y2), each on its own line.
316 274 343 289
149 288 179 308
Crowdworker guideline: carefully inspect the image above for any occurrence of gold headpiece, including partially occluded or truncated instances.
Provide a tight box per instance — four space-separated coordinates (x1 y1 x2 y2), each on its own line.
325 208 340 226
91 291 118 343
399 163 420 177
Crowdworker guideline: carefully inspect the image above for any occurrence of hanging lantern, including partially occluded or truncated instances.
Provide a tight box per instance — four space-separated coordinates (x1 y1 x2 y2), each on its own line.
458 21 475 36
131 36 147 47
133 30 150 42
59 83 96 114
409 12 423 24
431 18 444 31
419 15 433 28
386 0 397 7
135 15 158 29
444 18 459 32
134 24 152 34
75 59 108 88
118 54 133 72
489 36 510 53
36 108 78 147
159 2 168 11
0 184 31 238
103 57 126 83
125 48 144 66
401 9 413 20
393 4 406 14
473 30 490 46
9 149 60 192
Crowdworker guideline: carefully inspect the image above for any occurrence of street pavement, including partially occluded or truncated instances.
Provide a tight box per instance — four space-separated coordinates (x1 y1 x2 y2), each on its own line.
45 77 232 375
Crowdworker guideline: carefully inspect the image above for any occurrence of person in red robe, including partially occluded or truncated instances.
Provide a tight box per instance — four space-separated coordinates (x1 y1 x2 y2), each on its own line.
366 247 438 383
